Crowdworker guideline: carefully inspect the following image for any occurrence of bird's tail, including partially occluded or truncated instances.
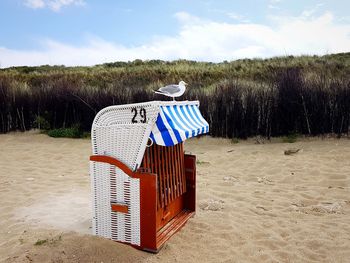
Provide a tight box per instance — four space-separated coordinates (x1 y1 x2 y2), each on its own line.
154 91 165 95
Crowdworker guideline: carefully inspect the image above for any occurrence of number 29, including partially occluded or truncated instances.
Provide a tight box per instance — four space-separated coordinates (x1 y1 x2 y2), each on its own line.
131 107 147 123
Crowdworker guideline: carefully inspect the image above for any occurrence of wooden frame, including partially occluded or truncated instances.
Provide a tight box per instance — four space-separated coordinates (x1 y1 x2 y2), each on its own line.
90 145 196 252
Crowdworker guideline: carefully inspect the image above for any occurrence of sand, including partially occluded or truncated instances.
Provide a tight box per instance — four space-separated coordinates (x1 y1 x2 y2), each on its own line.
0 131 350 262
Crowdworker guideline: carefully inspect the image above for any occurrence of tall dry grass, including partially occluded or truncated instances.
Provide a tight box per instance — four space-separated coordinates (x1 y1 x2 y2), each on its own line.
0 54 349 138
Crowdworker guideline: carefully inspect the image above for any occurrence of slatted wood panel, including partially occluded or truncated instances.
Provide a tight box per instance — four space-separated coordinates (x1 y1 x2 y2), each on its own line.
141 143 186 210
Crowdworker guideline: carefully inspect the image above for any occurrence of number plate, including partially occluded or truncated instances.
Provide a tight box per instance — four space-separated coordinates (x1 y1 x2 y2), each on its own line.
131 107 147 123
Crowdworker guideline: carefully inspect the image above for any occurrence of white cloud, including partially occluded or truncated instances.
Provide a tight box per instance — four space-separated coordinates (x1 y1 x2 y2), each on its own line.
268 5 280 10
301 9 316 18
300 3 325 19
272 12 350 53
174 11 204 25
1 11 350 67
268 0 282 10
24 0 85 11
25 0 45 9
227 12 251 23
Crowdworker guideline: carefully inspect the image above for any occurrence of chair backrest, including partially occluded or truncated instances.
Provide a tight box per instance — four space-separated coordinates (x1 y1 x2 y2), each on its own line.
91 101 160 170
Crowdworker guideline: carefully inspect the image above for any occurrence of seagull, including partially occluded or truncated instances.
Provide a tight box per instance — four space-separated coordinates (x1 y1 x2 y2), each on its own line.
154 80 188 101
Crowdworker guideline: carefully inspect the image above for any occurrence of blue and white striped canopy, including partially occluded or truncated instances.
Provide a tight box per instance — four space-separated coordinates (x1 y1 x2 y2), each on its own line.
150 103 209 146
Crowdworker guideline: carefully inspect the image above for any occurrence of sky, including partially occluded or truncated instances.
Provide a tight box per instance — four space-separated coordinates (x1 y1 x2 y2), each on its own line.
0 0 349 68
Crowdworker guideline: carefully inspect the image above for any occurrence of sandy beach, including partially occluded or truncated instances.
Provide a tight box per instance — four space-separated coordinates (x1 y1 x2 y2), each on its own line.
1 132 350 263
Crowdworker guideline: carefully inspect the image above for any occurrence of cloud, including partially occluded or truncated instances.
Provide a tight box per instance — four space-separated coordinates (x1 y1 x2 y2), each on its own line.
24 0 85 11
272 12 350 53
24 0 45 9
0 11 350 67
268 0 282 10
174 11 204 25
268 5 280 10
227 12 251 23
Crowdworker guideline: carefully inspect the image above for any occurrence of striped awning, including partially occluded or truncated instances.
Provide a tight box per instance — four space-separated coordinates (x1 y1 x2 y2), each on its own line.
150 103 209 146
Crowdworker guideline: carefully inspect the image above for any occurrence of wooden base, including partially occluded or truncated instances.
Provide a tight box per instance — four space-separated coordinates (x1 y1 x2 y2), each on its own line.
115 210 194 253
90 153 197 253
156 210 194 252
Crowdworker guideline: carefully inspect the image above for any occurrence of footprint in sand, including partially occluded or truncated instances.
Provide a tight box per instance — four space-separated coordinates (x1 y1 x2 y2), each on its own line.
223 176 238 182
291 201 343 215
199 199 225 211
257 176 274 185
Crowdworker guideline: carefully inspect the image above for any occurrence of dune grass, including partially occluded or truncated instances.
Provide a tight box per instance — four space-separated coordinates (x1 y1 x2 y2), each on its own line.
0 53 349 139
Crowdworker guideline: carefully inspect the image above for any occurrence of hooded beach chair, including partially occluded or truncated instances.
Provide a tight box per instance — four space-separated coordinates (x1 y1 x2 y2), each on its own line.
90 100 209 252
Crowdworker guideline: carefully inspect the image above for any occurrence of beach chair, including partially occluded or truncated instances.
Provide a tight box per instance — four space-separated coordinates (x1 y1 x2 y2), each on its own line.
90 101 209 252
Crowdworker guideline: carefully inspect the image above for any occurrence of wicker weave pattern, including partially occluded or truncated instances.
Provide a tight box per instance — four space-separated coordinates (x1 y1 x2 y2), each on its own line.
91 161 141 245
90 161 112 239
93 125 150 171
91 102 159 246
92 102 160 170
111 169 140 245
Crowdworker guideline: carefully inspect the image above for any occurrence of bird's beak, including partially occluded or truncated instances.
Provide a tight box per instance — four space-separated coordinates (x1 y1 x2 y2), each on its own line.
184 82 188 86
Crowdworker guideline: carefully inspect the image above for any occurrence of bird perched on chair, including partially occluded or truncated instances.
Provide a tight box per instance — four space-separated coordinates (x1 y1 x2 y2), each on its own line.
154 80 188 101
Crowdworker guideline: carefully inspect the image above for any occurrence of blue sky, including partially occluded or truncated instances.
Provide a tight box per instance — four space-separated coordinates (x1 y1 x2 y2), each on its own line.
0 0 349 67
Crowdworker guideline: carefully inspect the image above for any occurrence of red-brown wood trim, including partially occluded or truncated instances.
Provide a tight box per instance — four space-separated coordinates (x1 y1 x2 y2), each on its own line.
168 147 175 201
156 210 195 249
180 143 186 193
155 146 165 208
174 143 183 195
164 147 170 202
162 147 170 205
175 145 180 197
90 155 134 177
156 194 184 231
134 171 158 251
184 154 196 212
111 203 129 214
169 146 177 198
159 146 168 206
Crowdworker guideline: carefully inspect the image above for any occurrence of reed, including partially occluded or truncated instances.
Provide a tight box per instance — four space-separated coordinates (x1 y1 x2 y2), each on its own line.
0 54 349 138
